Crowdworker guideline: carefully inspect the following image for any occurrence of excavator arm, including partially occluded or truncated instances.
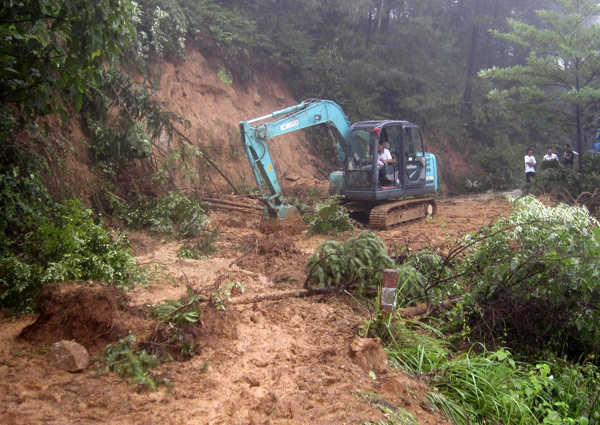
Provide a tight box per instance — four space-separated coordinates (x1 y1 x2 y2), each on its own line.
239 99 350 218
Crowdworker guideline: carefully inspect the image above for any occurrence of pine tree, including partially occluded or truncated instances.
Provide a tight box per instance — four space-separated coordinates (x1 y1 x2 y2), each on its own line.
480 0 600 174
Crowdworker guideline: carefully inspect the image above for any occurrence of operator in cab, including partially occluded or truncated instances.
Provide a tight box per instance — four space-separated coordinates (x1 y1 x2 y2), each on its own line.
378 140 395 183
377 140 393 167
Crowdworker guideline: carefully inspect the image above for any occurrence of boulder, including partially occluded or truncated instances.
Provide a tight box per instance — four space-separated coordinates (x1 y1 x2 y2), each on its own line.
349 337 388 374
51 340 90 372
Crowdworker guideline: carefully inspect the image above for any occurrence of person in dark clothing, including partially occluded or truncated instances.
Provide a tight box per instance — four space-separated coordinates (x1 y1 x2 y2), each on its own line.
563 144 575 166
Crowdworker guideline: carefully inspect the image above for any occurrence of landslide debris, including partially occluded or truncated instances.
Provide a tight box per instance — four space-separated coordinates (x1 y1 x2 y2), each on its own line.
18 281 149 354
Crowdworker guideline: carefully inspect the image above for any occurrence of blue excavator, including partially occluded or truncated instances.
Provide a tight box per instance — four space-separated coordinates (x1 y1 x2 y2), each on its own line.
239 98 438 229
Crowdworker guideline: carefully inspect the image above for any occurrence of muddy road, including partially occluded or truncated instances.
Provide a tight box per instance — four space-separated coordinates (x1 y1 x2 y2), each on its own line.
0 195 511 424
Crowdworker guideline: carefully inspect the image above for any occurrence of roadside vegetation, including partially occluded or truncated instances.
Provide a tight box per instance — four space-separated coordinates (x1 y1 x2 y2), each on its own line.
321 196 600 425
0 153 145 313
303 195 600 422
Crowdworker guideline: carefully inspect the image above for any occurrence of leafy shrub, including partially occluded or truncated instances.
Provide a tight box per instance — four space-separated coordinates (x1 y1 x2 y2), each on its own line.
0 165 53 250
451 195 600 358
114 192 209 238
0 167 144 313
152 284 202 325
198 1 268 61
82 68 190 179
530 155 600 201
305 196 352 236
395 249 459 308
306 231 395 294
178 228 219 259
88 118 152 165
367 313 600 425
25 200 142 288
217 67 233 85
468 144 522 191
0 254 45 313
286 197 310 216
102 333 164 391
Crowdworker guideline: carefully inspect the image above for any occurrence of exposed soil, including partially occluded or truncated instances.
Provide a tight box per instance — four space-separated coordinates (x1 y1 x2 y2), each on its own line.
1 41 516 424
18 281 151 355
0 194 511 424
148 46 330 194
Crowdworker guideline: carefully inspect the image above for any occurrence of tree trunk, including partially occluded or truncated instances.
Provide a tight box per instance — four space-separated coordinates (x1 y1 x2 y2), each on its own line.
461 0 481 123
381 0 392 34
575 59 584 176
577 104 584 175
377 0 384 31
275 0 283 32
366 9 373 47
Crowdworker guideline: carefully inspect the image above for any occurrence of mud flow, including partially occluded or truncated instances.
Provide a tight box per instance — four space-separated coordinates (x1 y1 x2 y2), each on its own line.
0 196 509 424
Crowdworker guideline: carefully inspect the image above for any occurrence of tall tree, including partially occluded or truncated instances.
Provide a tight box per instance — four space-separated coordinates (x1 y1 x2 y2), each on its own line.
0 0 135 122
480 0 600 174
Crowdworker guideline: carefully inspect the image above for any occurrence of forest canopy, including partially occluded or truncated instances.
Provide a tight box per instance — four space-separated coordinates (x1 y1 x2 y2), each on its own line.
3 0 600 189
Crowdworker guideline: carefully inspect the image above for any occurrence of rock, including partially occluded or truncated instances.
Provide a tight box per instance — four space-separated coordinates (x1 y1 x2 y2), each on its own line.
51 340 90 372
349 337 388 374
285 174 300 181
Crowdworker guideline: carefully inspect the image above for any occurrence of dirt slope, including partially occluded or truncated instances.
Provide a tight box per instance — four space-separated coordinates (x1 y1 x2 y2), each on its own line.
153 47 327 192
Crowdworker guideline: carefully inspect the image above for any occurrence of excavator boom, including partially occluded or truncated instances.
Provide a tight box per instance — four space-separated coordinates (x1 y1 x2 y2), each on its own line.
239 99 350 218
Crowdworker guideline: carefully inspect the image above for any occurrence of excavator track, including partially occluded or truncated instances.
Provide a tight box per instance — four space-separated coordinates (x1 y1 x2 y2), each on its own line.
369 198 437 229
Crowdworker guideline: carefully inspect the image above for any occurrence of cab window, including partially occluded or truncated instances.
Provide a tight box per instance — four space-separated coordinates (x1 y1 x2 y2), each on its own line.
404 127 424 157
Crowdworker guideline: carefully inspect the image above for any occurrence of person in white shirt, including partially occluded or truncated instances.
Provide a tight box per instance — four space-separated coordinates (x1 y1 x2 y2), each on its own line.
543 146 559 162
524 148 537 183
377 141 393 168
377 141 394 183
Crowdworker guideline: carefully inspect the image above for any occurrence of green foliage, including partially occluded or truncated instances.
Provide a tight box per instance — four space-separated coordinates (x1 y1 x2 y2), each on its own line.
212 281 244 310
306 231 395 294
530 155 600 200
366 313 600 425
0 254 45 314
27 200 141 287
0 165 143 313
305 196 352 236
0 165 52 248
396 249 459 308
149 284 205 359
133 0 188 59
467 144 522 192
102 333 164 391
82 68 189 172
217 67 233 86
481 0 600 163
286 197 310 216
450 195 600 358
152 284 202 324
113 192 209 238
178 228 219 259
0 0 135 121
88 118 152 165
199 0 267 61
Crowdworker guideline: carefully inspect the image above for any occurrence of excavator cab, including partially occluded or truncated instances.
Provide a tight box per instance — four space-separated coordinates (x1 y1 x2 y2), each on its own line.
340 121 436 202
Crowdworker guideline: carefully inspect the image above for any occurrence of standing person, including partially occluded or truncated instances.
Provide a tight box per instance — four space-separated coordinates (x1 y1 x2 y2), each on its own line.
524 148 537 183
563 144 575 166
543 146 559 162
